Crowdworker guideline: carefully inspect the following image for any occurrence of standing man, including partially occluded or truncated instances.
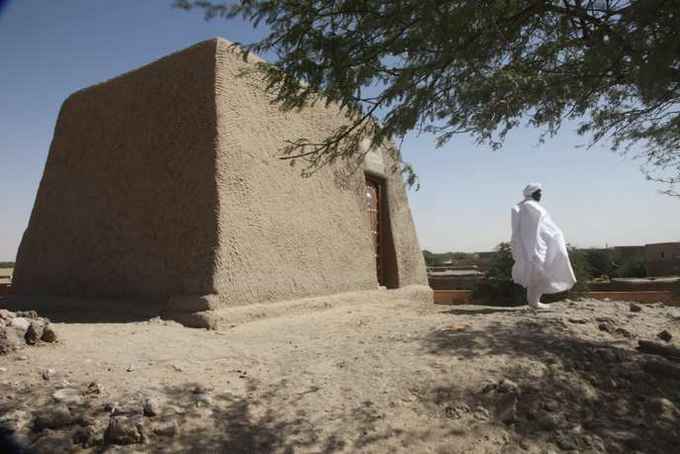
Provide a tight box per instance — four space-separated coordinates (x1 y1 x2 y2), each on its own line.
511 183 576 309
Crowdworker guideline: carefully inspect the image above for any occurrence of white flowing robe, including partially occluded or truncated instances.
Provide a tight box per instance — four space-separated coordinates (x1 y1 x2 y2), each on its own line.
511 200 576 294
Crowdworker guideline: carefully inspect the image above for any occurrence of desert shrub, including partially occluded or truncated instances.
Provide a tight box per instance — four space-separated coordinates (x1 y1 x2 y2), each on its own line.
613 259 647 278
485 243 513 281
472 279 527 306
568 246 591 296
471 243 527 306
584 249 615 278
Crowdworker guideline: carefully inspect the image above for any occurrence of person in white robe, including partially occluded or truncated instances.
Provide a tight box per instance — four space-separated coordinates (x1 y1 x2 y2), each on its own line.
511 183 576 309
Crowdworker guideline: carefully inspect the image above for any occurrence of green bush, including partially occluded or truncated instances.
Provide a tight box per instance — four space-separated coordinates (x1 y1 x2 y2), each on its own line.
471 243 527 306
472 278 528 306
584 249 615 278
567 246 591 296
485 243 514 281
613 259 647 278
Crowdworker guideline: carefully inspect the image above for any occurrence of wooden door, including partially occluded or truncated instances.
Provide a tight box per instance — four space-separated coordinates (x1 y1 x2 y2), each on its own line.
366 177 383 286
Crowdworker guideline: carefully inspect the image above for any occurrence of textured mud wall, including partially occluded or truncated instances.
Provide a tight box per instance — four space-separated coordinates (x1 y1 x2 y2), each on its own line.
13 41 220 299
381 148 428 287
13 38 427 311
211 40 377 305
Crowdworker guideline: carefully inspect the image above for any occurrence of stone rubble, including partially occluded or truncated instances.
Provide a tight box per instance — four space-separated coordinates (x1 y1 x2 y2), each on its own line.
0 309 58 355
104 415 145 445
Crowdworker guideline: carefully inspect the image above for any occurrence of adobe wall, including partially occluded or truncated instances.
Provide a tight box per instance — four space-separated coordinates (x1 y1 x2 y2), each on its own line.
208 40 378 306
12 38 429 317
381 147 428 287
645 243 680 277
13 41 221 300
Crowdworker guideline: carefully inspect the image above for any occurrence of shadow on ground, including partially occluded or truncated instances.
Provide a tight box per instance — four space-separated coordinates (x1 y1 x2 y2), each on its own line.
0 376 463 454
423 316 680 453
440 307 525 316
3 302 680 453
0 296 163 324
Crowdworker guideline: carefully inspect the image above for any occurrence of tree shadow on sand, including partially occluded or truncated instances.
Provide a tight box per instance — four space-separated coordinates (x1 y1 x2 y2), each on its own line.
0 296 164 324
148 380 336 454
140 380 452 453
439 307 526 316
1 376 449 454
422 317 680 453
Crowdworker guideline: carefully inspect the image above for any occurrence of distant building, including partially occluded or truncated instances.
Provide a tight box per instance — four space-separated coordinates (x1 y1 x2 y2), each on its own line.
645 242 680 277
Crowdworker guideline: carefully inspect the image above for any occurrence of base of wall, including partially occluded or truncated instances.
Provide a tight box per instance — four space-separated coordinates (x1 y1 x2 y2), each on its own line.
589 290 678 305
433 290 473 305
163 285 433 329
1 285 433 328
432 290 679 306
0 294 165 323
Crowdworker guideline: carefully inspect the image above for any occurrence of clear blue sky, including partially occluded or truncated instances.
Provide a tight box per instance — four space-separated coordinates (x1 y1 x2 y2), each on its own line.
0 0 677 261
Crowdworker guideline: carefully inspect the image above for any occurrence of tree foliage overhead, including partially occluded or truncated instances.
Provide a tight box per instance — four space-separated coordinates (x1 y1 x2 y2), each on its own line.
176 0 680 193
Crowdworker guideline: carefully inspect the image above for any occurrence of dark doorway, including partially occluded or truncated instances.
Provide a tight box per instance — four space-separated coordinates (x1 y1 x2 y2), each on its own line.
365 176 398 288
366 177 382 285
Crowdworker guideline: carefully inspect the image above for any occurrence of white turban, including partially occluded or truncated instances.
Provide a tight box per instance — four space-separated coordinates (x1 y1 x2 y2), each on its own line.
523 183 542 198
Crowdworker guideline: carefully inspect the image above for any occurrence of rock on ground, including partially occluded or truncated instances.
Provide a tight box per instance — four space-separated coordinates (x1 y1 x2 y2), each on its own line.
0 310 57 355
32 405 74 431
104 415 145 445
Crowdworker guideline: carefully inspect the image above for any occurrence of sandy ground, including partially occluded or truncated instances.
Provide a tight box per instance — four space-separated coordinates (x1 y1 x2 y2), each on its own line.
2 296 680 453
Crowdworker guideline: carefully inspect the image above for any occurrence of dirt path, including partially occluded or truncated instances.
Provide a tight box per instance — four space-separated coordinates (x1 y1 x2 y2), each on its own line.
2 298 680 453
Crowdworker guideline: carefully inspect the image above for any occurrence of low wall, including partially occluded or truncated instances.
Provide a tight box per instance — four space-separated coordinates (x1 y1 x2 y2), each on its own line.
428 276 481 290
432 290 678 306
433 290 473 305
589 280 679 291
589 291 677 305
